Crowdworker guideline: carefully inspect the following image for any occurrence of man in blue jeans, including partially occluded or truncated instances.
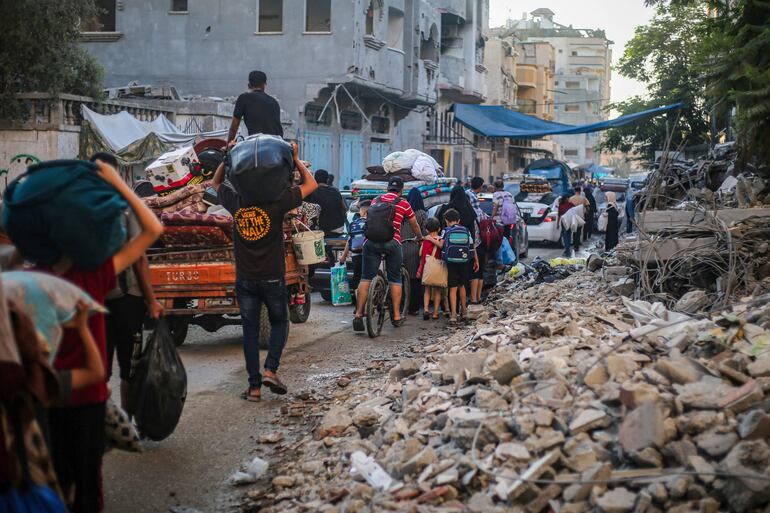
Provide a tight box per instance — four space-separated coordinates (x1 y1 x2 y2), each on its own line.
213 142 317 401
353 176 423 330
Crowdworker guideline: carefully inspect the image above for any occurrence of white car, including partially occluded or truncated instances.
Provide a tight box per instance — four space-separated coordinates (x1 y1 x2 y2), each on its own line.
517 192 562 245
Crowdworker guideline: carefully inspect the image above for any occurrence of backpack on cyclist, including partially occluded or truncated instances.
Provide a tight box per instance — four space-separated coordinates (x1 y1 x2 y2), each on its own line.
349 216 367 253
479 218 503 251
364 196 397 243
442 225 472 263
498 192 518 226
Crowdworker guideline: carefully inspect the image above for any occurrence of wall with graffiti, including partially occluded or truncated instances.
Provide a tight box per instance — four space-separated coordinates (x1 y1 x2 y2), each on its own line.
0 129 79 197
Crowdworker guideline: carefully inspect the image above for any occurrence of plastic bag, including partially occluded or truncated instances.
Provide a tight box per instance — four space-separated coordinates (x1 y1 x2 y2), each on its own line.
330 264 352 306
411 155 438 183
382 150 418 174
496 237 516 265
227 134 294 205
597 211 608 231
127 318 187 441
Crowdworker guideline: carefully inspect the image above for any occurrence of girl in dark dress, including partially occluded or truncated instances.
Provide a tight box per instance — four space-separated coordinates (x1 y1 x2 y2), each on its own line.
604 191 620 251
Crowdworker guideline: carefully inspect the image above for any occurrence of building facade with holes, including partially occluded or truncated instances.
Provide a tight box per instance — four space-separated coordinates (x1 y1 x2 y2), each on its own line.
80 0 448 189
422 0 492 181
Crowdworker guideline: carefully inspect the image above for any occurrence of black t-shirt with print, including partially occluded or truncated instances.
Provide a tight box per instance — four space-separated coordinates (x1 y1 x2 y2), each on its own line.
218 184 302 280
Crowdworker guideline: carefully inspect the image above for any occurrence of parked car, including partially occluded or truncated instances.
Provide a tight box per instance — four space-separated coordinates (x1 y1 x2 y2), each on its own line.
515 191 562 246
477 193 528 259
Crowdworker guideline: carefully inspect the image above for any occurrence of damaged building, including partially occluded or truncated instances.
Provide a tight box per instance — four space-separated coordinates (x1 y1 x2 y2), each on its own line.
80 0 490 187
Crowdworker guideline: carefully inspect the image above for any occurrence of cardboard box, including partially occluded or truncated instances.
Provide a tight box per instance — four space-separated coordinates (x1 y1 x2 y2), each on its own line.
145 146 199 193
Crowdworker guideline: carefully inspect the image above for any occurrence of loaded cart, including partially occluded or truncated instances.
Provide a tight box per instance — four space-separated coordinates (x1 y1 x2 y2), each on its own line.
147 212 312 347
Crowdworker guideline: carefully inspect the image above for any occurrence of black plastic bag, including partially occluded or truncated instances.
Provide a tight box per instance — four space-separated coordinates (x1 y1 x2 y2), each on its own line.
227 134 294 204
127 318 187 441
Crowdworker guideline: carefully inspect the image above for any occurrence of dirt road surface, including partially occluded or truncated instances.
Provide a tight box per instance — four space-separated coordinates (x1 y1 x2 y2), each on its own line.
103 241 595 512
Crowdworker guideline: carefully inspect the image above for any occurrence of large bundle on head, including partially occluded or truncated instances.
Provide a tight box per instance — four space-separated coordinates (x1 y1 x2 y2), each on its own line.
227 134 294 205
2 160 127 269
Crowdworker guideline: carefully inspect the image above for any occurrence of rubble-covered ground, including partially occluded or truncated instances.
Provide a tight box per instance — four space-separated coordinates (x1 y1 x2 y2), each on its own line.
233 263 770 513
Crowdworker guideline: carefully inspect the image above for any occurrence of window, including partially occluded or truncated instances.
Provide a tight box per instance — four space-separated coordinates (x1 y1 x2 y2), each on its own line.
365 0 380 36
565 81 581 89
171 0 188 12
304 103 331 126
82 0 116 31
387 8 404 50
340 111 363 130
306 0 331 32
371 116 390 134
564 104 580 112
564 148 579 157
258 0 282 32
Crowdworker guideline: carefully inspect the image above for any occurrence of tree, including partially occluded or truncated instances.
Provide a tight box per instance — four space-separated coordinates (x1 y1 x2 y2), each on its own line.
0 0 104 119
599 4 711 160
703 0 770 165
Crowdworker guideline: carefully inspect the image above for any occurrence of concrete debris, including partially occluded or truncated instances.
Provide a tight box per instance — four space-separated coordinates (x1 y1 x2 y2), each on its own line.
244 266 770 513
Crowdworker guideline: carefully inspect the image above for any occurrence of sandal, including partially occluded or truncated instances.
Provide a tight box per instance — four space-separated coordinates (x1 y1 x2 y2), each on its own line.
240 387 261 402
449 317 458 325
391 318 406 327
353 316 365 332
263 371 288 395
431 314 439 320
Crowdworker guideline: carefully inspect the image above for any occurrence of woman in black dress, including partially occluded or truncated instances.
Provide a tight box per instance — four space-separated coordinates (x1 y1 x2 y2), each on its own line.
402 188 427 315
604 191 620 251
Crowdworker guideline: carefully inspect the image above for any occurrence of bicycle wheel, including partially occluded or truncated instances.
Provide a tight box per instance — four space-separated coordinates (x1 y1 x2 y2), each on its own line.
366 275 388 338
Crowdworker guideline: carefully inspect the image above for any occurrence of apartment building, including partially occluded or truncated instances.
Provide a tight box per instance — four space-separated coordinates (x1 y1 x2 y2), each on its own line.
423 0 490 180
80 0 442 189
499 8 612 165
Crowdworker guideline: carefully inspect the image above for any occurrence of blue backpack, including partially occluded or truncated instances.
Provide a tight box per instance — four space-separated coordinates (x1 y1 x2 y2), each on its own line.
349 216 366 253
442 225 471 263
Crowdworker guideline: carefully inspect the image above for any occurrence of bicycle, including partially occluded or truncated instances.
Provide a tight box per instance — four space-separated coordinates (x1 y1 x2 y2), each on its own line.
364 237 418 338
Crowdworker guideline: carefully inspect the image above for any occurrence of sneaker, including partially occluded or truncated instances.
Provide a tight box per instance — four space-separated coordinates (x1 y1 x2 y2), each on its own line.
353 316 365 332
391 318 405 327
262 371 287 395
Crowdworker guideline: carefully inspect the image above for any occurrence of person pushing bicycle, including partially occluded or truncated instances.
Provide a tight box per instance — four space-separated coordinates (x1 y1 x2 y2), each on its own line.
353 176 423 331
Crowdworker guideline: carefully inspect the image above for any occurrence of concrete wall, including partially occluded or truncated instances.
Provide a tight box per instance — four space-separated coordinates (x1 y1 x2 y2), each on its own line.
0 129 80 195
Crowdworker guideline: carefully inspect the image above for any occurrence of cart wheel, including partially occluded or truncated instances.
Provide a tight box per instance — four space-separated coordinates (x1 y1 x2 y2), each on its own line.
259 304 290 350
167 316 191 347
289 294 311 323
259 305 270 350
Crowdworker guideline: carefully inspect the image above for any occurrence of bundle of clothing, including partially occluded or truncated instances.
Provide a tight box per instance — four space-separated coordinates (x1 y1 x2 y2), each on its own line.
374 149 444 183
158 211 234 248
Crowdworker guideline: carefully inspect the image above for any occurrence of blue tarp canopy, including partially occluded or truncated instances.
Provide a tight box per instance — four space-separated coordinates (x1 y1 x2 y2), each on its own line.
452 103 682 139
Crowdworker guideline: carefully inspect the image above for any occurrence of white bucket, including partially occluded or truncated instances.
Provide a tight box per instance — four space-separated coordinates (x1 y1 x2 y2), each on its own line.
291 230 326 265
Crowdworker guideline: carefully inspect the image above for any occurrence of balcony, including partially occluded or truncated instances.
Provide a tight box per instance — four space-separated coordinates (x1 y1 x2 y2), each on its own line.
362 44 405 94
1 93 174 131
472 68 487 101
516 65 537 89
568 55 606 66
439 54 465 89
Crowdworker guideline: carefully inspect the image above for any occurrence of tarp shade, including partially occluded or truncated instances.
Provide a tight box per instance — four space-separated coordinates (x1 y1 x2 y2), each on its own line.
79 106 227 166
452 103 683 139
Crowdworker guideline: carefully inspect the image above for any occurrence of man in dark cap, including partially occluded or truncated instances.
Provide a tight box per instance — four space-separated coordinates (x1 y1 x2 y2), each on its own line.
353 176 422 330
305 169 347 236
228 70 283 143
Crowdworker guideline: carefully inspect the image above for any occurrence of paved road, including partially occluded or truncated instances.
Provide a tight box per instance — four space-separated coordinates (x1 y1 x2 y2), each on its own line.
102 240 596 512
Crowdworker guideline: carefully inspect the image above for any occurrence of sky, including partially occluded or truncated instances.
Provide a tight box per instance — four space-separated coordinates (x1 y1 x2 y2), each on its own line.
489 0 655 104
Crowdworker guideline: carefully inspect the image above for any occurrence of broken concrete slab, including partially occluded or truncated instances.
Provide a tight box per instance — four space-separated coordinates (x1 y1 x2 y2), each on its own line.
618 402 665 452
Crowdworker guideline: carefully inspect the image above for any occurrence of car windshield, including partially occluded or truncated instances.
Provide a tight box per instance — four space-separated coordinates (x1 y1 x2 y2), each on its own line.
528 166 562 180
630 180 645 189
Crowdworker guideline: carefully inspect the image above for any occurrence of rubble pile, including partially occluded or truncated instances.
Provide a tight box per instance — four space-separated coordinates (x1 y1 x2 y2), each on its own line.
613 214 770 310
638 142 770 211
242 270 770 513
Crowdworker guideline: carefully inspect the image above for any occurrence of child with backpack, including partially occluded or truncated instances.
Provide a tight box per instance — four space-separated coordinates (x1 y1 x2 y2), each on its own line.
416 217 444 320
442 209 479 324
491 179 518 241
339 199 371 297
